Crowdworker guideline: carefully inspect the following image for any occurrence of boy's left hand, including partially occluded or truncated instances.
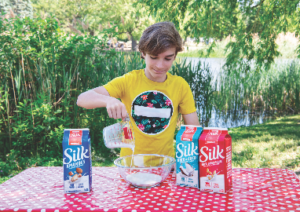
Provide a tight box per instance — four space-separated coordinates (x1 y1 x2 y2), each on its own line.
106 97 128 120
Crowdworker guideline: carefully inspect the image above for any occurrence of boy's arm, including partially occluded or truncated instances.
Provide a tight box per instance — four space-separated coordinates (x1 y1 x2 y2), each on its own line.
182 112 200 125
77 86 127 119
77 86 110 109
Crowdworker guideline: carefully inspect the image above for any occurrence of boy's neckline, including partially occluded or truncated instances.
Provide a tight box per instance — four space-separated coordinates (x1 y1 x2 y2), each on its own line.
143 69 169 84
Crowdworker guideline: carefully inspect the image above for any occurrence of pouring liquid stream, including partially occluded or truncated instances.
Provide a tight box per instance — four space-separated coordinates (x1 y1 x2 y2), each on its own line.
122 128 162 187
104 119 163 187
121 124 135 169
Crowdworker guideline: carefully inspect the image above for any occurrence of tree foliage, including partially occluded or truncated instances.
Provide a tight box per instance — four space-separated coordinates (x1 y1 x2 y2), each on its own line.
99 0 155 50
32 0 154 50
142 0 300 71
0 0 33 18
31 0 99 35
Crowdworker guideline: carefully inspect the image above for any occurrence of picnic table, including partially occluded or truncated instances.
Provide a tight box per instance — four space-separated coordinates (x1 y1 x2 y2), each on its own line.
0 167 300 212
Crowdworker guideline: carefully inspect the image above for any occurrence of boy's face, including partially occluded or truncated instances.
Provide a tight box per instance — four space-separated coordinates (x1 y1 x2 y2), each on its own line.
143 47 176 82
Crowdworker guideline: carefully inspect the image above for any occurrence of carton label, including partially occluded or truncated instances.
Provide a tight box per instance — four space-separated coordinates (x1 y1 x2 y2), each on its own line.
181 126 197 141
205 129 222 144
200 145 225 162
123 127 133 140
176 125 203 188
69 130 82 145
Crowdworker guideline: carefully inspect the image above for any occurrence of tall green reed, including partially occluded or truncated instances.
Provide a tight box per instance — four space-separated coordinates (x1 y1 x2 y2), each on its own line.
171 59 214 126
0 16 146 165
215 60 300 114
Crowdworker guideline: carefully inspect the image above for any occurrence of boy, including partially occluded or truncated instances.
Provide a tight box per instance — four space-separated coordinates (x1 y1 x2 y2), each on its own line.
77 22 200 158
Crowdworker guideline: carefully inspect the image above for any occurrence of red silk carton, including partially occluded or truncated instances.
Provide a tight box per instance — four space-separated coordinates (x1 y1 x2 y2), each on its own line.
199 127 232 193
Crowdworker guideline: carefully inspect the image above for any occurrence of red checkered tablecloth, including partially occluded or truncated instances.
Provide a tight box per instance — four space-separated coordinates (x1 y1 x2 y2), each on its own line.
0 167 300 212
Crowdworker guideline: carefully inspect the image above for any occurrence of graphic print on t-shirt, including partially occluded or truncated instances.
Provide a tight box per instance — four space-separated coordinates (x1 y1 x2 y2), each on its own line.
131 91 173 135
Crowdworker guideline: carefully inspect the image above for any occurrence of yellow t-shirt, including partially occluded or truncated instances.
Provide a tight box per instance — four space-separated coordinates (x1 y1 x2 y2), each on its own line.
103 69 196 158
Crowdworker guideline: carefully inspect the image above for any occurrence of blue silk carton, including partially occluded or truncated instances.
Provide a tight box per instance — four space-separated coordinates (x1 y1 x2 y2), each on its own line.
63 129 92 193
176 125 203 188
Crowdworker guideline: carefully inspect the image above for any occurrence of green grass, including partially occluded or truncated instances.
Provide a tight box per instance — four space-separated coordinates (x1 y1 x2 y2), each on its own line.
178 40 228 58
230 114 300 171
179 34 298 59
0 176 12 185
178 49 227 58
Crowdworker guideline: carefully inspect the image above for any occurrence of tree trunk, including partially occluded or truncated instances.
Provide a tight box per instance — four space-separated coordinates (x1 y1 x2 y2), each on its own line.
131 35 137 51
89 29 94 36
183 37 187 46
296 83 299 113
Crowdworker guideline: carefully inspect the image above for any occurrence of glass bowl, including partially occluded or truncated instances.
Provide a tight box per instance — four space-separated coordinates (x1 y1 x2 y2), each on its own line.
114 154 175 188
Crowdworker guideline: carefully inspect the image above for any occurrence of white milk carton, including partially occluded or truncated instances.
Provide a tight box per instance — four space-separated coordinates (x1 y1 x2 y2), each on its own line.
176 125 203 188
62 129 92 193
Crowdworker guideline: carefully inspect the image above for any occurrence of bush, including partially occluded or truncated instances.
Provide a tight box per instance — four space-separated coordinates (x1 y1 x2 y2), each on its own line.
0 15 144 171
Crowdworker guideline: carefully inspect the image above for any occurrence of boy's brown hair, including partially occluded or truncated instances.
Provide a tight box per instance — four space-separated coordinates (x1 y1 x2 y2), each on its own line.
138 22 183 58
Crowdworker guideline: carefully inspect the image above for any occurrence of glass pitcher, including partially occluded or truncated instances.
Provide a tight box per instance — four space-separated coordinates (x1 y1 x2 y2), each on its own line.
103 117 135 150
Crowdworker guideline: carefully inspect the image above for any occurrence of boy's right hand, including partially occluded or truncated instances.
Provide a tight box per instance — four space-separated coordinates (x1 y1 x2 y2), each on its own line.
106 98 128 120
